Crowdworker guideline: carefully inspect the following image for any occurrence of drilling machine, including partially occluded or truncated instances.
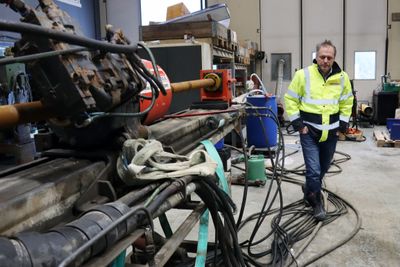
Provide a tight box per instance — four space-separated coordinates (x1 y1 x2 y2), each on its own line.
0 1 243 266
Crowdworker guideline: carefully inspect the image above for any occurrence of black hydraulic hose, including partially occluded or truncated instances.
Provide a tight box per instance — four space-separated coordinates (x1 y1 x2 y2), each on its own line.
258 0 263 80
200 178 237 227
197 177 243 266
0 20 138 54
235 118 249 228
58 206 153 267
240 104 285 252
272 150 350 177
300 0 304 68
0 20 167 110
234 121 359 266
195 181 244 267
384 0 389 74
0 177 198 266
0 46 89 65
146 178 191 214
130 59 161 98
89 94 156 118
198 183 233 266
279 176 362 266
118 181 164 206
127 52 167 95
0 201 148 267
138 42 161 81
246 179 283 257
238 102 320 266
302 193 361 266
343 0 346 71
87 69 158 120
0 20 167 112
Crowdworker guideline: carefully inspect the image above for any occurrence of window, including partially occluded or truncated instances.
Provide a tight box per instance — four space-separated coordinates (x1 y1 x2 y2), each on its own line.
141 0 203 26
354 51 376 80
0 41 14 57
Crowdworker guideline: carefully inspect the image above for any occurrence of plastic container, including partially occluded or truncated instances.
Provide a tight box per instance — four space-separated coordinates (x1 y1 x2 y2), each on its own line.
214 138 224 150
383 83 400 92
386 118 400 131
395 108 400 119
247 155 266 181
390 123 400 140
246 94 278 148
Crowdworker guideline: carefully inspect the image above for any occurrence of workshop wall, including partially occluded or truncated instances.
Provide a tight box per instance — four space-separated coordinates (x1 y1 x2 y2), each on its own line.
0 0 98 38
98 0 141 43
388 0 400 80
207 0 263 77
2 0 397 103
261 0 387 103
207 0 261 49
211 0 391 104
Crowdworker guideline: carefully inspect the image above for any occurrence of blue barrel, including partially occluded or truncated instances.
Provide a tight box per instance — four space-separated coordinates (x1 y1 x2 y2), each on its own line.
214 138 224 150
246 94 278 148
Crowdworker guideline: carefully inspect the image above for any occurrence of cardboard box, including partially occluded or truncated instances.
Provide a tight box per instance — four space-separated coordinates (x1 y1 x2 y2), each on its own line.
166 3 190 21
228 29 237 43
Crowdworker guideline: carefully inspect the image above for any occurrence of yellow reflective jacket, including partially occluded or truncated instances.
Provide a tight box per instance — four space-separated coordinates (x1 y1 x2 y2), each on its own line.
284 62 354 142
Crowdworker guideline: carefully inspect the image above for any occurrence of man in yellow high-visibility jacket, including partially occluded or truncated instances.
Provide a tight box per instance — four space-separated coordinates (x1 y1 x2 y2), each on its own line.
284 40 354 220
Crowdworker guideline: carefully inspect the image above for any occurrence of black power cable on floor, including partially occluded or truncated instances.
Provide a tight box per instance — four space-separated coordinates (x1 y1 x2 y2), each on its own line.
229 103 361 266
236 102 288 266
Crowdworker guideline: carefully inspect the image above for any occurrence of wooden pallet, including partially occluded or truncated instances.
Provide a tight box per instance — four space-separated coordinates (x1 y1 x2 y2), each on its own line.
141 21 229 41
212 36 233 50
373 130 400 147
228 41 238 52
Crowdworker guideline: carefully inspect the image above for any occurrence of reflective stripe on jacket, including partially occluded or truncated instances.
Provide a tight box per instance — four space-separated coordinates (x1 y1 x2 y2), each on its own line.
284 62 354 142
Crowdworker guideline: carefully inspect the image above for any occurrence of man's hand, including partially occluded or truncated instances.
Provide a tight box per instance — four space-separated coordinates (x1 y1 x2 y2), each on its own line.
299 126 308 134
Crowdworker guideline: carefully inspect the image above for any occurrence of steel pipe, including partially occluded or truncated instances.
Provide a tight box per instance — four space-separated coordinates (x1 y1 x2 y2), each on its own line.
171 78 216 93
0 77 217 128
0 101 53 128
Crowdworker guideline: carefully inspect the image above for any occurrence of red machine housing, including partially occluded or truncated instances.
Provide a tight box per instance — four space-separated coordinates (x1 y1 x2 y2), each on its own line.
140 60 172 125
200 69 235 104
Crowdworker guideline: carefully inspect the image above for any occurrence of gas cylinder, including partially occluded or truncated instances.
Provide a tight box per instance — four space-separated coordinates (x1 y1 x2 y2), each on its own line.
140 60 172 125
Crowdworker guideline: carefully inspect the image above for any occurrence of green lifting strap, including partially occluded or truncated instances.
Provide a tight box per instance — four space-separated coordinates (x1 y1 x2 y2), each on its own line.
159 213 173 238
195 140 229 267
110 250 126 267
201 140 229 193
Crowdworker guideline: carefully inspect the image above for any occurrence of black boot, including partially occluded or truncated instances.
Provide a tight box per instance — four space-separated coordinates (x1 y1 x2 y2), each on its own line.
302 185 310 207
305 191 326 221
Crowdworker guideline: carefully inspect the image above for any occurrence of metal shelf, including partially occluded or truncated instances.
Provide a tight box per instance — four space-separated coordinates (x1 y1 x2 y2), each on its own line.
215 63 248 70
212 46 234 59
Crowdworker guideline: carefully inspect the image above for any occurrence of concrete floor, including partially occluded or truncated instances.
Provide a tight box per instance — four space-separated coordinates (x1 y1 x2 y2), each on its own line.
2 124 398 266
296 125 400 267
161 125 400 266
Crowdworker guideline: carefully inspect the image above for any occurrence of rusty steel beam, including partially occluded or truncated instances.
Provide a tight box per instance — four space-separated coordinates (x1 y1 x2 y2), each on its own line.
171 78 215 93
84 229 146 267
0 77 216 128
0 101 54 128
154 204 206 266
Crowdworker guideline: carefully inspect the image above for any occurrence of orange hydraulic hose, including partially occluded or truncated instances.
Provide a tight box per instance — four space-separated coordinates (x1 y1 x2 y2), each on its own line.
0 101 53 128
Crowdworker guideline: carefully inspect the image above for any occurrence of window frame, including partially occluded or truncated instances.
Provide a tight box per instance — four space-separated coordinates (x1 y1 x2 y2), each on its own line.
140 0 204 26
354 50 377 80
